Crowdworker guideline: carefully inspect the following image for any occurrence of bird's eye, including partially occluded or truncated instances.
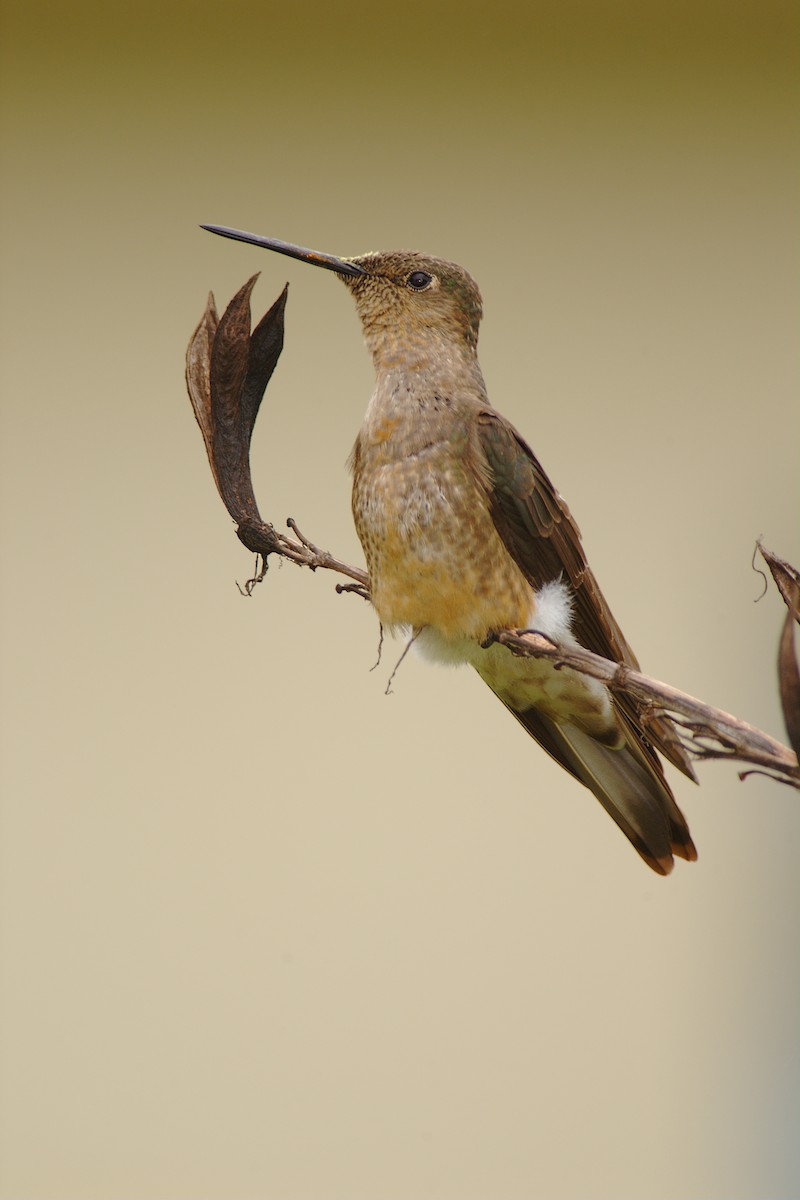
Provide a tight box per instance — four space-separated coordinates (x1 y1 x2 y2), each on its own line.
407 270 433 291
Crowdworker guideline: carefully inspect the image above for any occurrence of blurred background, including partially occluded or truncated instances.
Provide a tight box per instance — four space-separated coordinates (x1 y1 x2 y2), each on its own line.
1 1 798 1197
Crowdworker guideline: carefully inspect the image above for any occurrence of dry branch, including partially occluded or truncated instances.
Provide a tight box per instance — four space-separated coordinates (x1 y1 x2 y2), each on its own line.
491 624 799 787
185 277 800 790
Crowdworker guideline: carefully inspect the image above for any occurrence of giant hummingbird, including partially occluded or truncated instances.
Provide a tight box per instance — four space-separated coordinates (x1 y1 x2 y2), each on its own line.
202 224 697 875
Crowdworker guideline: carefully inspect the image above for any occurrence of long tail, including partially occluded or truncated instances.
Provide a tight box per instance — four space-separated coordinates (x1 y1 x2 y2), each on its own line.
502 702 697 875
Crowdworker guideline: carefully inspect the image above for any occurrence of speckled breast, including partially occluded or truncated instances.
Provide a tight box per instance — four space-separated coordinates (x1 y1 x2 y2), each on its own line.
352 439 532 640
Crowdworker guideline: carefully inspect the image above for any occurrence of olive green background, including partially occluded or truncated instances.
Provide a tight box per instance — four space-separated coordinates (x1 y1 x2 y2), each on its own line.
1 1 798 1197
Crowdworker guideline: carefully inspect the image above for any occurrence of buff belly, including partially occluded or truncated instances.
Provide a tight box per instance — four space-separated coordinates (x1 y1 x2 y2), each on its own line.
353 451 532 640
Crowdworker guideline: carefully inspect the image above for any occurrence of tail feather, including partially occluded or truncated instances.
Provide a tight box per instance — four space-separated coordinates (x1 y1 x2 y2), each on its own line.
504 702 697 875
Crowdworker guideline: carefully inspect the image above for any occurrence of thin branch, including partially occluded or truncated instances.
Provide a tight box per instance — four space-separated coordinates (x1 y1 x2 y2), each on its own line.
235 517 369 588
490 629 799 788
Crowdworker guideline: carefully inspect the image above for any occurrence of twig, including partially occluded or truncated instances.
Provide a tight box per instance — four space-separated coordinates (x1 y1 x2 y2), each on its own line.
235 517 369 589
492 629 799 788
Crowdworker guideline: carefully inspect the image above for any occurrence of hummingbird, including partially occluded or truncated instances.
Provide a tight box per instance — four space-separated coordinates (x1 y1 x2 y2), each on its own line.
202 224 697 874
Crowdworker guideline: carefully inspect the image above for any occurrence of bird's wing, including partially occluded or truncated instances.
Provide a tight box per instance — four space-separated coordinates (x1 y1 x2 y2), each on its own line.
473 408 696 782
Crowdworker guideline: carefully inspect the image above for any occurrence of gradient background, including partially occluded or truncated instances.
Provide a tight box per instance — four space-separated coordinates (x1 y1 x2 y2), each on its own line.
1 1 798 1197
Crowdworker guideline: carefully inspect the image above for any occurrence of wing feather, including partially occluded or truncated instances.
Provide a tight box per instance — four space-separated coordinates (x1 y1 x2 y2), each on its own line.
474 409 696 783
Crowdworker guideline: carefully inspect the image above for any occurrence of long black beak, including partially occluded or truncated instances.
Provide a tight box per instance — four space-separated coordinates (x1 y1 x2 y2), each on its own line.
200 224 366 277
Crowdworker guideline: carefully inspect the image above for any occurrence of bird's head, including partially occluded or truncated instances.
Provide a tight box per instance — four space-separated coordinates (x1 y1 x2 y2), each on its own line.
341 250 482 365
